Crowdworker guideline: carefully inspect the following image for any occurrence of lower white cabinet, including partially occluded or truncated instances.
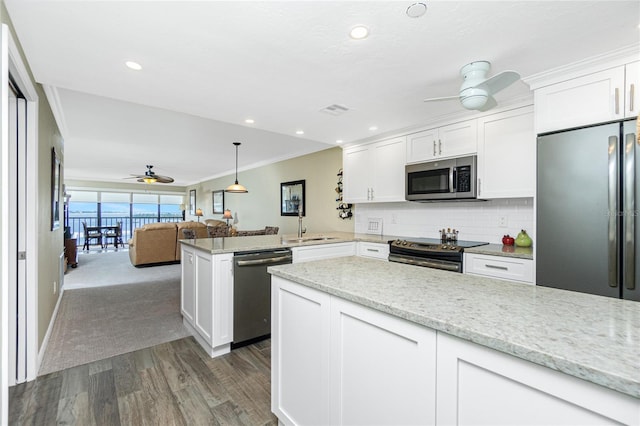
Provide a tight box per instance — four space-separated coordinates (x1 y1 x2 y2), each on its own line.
436 333 639 426
272 276 436 426
329 297 436 425
291 242 356 263
272 276 331 426
356 241 389 260
180 245 233 357
463 253 534 284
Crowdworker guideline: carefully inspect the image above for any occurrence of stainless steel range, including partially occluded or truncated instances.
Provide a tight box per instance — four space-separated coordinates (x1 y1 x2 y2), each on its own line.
389 238 489 272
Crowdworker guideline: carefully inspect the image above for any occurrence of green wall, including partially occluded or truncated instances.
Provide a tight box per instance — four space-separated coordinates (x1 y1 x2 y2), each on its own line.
186 147 354 235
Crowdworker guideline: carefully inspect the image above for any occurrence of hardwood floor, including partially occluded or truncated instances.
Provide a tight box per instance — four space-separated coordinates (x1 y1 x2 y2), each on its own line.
9 337 277 425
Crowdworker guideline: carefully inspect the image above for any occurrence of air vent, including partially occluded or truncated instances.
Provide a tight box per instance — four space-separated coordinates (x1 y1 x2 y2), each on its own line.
319 104 350 116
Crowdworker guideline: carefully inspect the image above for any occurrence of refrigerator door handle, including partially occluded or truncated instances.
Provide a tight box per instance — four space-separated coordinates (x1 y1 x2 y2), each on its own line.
608 135 619 288
624 133 635 290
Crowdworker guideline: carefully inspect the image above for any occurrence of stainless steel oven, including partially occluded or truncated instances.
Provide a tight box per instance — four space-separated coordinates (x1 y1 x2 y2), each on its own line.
406 155 477 201
389 238 488 272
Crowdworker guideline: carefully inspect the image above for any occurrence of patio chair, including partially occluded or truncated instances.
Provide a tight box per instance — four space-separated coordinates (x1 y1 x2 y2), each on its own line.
82 221 103 250
104 222 123 248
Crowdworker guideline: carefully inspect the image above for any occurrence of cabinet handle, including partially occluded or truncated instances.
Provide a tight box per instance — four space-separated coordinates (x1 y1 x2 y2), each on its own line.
478 178 482 197
439 139 442 155
366 248 379 252
433 140 436 156
630 84 635 112
615 87 620 115
485 264 508 271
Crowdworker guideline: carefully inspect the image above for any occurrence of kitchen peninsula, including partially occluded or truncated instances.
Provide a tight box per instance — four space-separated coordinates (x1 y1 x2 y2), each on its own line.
268 256 640 425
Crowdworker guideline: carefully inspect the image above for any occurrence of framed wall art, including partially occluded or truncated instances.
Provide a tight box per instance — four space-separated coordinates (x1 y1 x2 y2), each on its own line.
212 190 224 214
189 189 196 215
51 147 61 230
281 179 305 216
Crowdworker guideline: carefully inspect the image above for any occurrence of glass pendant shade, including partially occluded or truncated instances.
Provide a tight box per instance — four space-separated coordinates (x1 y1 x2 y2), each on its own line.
225 142 248 193
142 177 157 184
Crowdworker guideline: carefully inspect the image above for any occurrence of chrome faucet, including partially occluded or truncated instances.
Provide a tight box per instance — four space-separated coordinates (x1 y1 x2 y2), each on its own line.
297 209 305 238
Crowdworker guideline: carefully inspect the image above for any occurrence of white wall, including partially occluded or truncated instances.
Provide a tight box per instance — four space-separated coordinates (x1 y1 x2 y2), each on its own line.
354 198 534 244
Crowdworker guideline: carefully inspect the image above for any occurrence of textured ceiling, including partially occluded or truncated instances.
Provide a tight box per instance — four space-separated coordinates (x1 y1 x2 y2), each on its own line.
4 1 640 186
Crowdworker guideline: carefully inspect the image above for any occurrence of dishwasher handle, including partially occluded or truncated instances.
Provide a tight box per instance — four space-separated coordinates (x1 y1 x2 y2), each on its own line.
236 255 292 267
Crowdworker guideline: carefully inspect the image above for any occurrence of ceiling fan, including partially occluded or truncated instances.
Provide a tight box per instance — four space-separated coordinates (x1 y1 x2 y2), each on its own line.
128 165 174 184
423 61 521 112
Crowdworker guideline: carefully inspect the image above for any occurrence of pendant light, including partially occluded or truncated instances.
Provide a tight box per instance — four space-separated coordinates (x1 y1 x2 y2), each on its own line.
225 142 248 193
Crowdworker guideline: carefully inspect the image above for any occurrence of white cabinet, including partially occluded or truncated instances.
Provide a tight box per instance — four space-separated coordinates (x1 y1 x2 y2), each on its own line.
291 242 356 263
271 276 331 426
477 106 535 199
180 246 233 357
436 332 639 426
342 137 406 203
329 297 436 425
406 119 477 163
356 241 389 260
464 253 533 284
272 277 436 426
534 61 638 133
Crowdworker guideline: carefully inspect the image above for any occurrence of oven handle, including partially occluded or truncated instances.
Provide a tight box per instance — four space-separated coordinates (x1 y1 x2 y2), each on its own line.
449 168 455 193
389 254 461 272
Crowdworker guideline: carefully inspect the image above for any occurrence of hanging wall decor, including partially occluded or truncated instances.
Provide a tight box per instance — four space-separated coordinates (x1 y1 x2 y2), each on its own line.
336 169 352 219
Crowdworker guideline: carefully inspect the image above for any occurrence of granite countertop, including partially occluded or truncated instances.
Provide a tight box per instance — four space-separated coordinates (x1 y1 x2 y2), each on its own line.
179 231 399 254
268 256 640 398
465 243 533 259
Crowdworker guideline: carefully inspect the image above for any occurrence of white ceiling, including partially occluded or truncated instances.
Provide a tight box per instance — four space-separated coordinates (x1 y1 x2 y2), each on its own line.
5 1 640 186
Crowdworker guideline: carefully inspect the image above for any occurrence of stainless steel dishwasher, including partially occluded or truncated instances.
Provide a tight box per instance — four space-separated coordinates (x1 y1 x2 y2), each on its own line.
232 249 292 347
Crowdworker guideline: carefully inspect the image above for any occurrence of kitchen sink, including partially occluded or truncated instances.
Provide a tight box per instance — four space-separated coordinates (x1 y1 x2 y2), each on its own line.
281 236 339 243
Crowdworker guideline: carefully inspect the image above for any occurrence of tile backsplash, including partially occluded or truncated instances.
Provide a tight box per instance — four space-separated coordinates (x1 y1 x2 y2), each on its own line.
354 198 534 244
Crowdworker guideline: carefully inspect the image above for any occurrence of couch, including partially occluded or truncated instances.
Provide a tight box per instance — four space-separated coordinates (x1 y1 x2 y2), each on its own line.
128 221 207 266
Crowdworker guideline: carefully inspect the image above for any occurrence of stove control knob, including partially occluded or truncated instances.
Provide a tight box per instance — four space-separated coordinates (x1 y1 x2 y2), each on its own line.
401 240 408 246
450 246 457 250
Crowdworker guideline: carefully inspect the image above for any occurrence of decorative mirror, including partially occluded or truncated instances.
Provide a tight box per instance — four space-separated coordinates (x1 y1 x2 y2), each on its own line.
281 180 305 216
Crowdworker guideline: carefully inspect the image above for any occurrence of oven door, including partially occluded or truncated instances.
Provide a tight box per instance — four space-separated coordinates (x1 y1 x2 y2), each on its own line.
389 253 462 273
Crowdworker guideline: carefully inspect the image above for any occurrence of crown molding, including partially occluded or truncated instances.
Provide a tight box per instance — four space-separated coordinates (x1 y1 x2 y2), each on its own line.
524 43 640 90
41 85 68 139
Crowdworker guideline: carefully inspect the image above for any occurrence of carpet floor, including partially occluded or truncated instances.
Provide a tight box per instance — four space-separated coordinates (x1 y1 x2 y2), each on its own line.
39 251 190 376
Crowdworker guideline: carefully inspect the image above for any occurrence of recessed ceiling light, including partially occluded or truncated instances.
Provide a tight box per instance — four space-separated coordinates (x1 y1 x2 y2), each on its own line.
369 126 378 131
336 139 343 144
349 25 369 40
406 2 427 18
296 130 305 135
125 61 142 71
245 118 255 124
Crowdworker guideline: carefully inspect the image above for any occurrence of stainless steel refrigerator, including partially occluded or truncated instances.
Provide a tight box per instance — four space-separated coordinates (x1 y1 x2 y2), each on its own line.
537 118 639 301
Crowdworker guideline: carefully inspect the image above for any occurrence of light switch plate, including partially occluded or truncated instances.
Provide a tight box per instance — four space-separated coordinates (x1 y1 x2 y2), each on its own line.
367 217 383 235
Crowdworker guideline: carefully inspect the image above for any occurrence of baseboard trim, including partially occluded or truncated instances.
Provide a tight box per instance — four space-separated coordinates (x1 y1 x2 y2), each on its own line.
36 286 64 377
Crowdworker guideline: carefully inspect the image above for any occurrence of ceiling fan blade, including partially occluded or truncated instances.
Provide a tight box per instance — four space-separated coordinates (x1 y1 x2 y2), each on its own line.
473 70 520 94
423 95 459 103
155 175 174 183
477 95 498 112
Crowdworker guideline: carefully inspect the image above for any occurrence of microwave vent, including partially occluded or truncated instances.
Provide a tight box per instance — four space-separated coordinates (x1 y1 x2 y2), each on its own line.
319 104 350 116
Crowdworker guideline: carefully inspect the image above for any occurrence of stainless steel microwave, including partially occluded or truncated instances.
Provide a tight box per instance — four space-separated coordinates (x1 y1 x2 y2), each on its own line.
405 155 477 201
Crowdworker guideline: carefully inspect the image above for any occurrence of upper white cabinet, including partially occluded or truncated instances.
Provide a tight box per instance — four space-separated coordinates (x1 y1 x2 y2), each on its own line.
343 136 406 203
534 61 638 133
477 106 535 199
406 119 477 163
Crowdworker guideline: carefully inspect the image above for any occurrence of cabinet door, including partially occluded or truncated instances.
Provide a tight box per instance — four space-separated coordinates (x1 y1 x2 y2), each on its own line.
406 128 439 163
436 332 639 425
292 242 356 263
272 277 331 426
371 137 406 202
194 251 214 341
534 66 625 133
439 119 478 158
342 145 371 203
625 61 639 118
212 253 233 347
181 246 195 323
477 106 535 199
329 297 436 425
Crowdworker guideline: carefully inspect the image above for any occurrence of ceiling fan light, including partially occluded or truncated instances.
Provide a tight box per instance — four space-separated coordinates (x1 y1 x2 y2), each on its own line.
461 95 488 110
142 176 158 184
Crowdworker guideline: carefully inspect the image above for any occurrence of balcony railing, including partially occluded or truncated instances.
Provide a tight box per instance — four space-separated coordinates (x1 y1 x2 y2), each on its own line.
68 215 183 247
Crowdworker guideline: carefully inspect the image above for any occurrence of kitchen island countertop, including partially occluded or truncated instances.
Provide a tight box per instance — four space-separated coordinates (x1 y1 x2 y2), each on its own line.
268 256 639 398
